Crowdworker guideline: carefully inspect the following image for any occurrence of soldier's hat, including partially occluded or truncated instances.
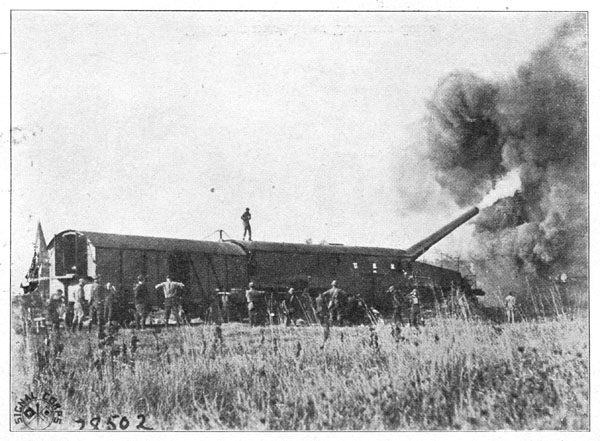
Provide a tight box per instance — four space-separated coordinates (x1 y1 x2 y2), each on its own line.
249 282 255 287
331 280 337 286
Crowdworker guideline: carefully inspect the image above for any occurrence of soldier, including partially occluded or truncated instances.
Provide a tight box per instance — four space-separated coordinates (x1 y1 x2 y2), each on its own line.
388 285 404 326
220 290 231 323
505 292 516 323
283 287 301 326
207 289 223 325
88 275 106 335
46 289 64 333
345 293 361 325
155 275 185 327
408 288 421 329
241 207 252 241
323 280 347 326
71 278 86 332
245 282 260 326
133 275 150 329
104 282 118 332
315 291 327 325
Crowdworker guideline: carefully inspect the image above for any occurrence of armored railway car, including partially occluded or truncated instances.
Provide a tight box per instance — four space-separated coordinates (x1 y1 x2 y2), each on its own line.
44 208 479 317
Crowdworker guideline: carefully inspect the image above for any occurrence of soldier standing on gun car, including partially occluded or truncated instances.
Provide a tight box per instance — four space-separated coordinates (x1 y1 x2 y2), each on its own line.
241 208 252 241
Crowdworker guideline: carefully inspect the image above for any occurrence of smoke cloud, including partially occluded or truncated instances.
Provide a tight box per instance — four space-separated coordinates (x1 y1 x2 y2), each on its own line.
424 15 587 290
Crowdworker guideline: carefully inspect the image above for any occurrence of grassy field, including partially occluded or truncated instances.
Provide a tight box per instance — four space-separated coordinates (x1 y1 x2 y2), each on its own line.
11 315 588 430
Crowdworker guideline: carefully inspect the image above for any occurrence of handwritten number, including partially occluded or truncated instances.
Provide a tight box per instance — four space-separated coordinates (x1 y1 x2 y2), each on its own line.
75 414 151 430
119 416 130 430
136 414 154 430
107 414 119 430
90 415 100 430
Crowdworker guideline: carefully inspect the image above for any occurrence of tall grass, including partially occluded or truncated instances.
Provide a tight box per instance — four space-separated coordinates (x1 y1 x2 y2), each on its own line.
12 314 588 430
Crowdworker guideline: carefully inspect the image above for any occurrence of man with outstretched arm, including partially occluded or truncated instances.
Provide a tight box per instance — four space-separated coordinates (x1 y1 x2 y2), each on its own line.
156 275 185 328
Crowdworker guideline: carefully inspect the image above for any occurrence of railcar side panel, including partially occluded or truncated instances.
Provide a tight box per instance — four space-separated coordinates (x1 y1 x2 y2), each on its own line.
95 248 122 290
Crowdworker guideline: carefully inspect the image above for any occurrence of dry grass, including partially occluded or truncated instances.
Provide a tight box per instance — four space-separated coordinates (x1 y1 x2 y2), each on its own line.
12 314 588 430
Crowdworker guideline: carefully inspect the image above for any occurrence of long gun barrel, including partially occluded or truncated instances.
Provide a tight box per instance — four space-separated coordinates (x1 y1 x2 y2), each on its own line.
405 207 479 261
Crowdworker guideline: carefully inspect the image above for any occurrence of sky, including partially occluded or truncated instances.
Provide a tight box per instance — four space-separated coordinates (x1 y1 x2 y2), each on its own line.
10 11 575 291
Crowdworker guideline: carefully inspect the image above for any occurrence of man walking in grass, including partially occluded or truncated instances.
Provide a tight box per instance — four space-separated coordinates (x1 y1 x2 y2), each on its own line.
156 275 185 328
505 292 516 323
408 288 421 329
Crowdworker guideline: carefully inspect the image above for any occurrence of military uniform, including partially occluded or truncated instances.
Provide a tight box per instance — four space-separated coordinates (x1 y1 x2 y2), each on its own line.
284 288 302 326
241 209 252 241
104 283 118 329
72 282 86 332
388 286 404 325
505 294 516 323
133 279 150 329
408 289 421 328
156 279 185 326
245 285 262 326
88 280 106 334
323 284 347 325
46 291 63 332
315 293 327 325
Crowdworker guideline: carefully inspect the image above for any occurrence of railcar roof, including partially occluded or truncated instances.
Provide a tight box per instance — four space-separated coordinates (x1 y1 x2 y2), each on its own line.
48 230 247 256
227 240 410 257
48 231 411 258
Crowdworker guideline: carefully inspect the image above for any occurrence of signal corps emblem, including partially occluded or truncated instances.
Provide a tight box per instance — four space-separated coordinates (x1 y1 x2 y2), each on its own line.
14 392 63 430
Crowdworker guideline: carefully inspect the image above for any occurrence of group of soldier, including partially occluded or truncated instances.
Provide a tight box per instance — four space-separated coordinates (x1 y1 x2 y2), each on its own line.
242 280 423 328
40 273 187 336
39 273 493 333
44 275 124 337
244 280 356 327
388 285 422 328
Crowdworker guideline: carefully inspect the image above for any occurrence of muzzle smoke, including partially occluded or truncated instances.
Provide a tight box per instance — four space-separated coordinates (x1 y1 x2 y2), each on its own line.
424 15 587 291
